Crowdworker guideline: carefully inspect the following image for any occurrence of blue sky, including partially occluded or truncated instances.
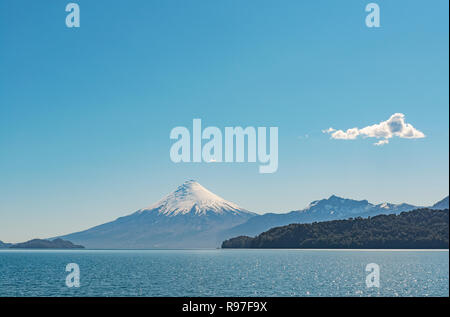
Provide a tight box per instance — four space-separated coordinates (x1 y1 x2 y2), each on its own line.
0 0 448 242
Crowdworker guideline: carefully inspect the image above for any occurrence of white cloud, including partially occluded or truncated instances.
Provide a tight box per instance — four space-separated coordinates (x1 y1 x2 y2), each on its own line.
322 127 335 134
374 139 389 146
323 113 425 146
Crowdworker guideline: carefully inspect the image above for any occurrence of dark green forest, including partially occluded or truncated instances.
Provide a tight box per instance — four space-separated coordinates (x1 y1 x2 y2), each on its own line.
222 208 449 249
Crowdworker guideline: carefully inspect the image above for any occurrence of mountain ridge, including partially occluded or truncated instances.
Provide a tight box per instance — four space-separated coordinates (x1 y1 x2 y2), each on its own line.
53 181 448 249
221 194 422 239
0 240 12 248
10 238 84 249
431 196 449 210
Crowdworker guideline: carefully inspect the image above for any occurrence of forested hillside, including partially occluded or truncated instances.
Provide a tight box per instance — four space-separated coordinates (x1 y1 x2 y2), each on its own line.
222 209 449 249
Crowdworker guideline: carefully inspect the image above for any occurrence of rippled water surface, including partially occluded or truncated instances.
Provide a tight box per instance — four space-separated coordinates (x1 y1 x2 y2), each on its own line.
0 249 448 297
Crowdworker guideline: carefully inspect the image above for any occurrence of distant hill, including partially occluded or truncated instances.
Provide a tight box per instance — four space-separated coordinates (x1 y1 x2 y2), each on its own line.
432 196 449 210
222 208 449 249
0 240 12 248
9 238 84 249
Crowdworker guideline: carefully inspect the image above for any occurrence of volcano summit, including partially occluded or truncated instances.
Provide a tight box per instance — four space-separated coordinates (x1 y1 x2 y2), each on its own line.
58 181 255 249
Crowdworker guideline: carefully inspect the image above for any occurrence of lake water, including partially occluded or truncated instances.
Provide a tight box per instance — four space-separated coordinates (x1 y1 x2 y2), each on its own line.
0 249 448 297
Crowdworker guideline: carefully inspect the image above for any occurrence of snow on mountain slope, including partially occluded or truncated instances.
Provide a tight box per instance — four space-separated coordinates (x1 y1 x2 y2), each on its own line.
136 180 251 216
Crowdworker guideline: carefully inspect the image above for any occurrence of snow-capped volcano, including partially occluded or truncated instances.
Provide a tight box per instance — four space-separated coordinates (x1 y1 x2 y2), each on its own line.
57 181 255 248
137 180 250 217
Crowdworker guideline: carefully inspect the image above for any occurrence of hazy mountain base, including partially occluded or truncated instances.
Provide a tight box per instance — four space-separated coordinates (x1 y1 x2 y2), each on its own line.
222 209 449 249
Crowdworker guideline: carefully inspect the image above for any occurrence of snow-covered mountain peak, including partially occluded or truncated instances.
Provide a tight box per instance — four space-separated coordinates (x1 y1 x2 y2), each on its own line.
137 180 252 216
379 202 391 209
